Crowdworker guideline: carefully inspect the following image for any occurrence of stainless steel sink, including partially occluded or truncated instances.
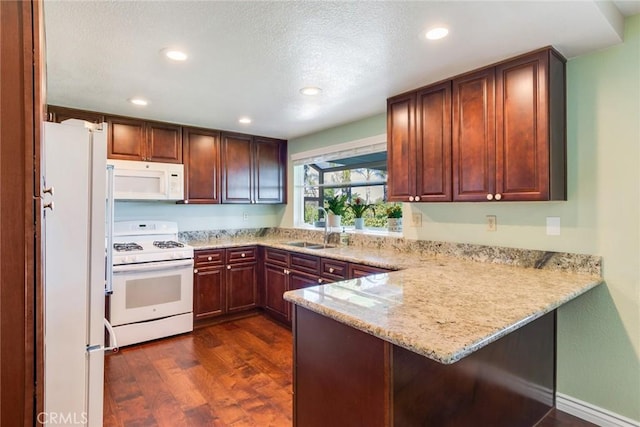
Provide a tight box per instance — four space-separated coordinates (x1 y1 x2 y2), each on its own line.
284 241 335 250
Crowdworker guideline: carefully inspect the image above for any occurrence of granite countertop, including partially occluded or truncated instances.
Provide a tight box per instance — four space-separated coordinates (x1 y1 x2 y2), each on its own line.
283 259 602 364
184 231 603 364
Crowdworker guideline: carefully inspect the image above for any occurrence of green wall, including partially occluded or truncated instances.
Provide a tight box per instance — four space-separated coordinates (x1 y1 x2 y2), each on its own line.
283 14 640 421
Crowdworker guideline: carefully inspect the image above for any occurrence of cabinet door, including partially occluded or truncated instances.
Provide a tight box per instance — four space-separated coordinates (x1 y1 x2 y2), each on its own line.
227 263 258 313
264 264 289 322
416 82 452 202
289 270 319 291
452 69 496 201
387 93 417 202
495 51 550 201
146 122 182 163
108 117 145 161
221 133 253 203
254 137 286 204
193 267 225 319
183 128 220 203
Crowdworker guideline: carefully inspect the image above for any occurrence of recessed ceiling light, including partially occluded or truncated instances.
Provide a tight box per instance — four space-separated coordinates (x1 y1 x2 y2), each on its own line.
163 49 188 61
238 117 252 124
425 27 449 40
300 86 322 96
129 98 148 106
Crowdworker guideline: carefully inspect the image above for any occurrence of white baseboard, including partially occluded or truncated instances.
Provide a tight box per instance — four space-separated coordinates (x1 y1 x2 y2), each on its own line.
556 393 640 427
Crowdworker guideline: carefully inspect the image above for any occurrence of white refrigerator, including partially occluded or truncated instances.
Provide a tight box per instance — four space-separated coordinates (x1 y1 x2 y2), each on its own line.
43 120 116 427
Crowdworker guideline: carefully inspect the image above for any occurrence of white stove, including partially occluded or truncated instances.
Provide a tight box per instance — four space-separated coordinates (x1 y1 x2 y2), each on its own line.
109 221 194 347
112 220 193 265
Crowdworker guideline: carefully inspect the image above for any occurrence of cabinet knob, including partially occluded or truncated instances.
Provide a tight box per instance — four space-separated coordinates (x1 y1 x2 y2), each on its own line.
227 265 231 270
207 256 212 261
329 268 334 273
318 278 323 284
415 196 421 202
409 196 414 202
241 253 246 258
194 269 198 274
43 186 54 196
486 194 494 201
44 202 54 211
495 193 502 201
284 269 289 275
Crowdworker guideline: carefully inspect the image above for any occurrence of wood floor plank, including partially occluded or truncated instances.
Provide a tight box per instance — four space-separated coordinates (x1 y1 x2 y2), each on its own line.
104 313 591 427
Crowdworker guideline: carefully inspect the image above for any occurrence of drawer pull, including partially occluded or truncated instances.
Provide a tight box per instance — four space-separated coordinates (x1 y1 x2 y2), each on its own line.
207 256 212 261
194 269 198 274
227 265 231 270
329 267 334 273
241 253 246 258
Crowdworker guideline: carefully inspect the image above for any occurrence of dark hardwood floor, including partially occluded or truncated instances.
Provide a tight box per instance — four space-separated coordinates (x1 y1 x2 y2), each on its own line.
104 314 293 426
104 314 597 427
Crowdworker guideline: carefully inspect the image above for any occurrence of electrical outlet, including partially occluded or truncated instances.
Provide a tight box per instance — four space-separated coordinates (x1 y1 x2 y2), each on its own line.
486 215 497 231
546 217 560 235
243 212 249 221
411 213 422 227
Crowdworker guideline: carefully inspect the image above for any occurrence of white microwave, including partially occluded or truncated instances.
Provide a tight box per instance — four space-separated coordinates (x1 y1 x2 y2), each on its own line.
107 159 184 201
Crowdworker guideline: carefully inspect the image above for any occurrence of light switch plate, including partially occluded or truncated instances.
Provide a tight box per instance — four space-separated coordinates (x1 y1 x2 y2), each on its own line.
411 213 422 227
486 215 497 232
546 217 560 235
243 212 249 221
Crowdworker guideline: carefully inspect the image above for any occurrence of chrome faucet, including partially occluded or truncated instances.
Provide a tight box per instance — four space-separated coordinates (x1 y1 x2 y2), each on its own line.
318 207 329 246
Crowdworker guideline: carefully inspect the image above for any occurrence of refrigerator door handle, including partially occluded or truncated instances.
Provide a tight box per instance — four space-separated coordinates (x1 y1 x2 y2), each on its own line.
105 164 115 295
87 318 119 354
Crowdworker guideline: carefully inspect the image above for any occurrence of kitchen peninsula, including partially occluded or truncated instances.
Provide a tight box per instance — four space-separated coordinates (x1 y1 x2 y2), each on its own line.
278 240 602 427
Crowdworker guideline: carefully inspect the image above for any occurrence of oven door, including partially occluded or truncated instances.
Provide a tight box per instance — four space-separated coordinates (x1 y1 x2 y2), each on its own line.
110 258 193 327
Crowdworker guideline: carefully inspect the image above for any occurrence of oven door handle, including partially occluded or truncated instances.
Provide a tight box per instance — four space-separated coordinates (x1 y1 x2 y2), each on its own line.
113 258 194 274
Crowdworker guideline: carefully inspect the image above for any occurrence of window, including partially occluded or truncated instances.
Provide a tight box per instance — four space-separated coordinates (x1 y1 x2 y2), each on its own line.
292 137 401 231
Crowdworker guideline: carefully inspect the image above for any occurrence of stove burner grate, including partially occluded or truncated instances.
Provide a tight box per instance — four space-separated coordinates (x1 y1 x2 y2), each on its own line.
153 240 185 249
113 242 143 252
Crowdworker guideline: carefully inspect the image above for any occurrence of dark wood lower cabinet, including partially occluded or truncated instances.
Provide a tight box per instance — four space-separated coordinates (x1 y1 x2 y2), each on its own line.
227 262 258 313
263 263 290 323
194 267 225 319
293 306 555 427
193 248 258 323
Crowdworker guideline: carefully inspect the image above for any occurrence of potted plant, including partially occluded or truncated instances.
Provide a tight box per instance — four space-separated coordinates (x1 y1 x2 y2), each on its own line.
325 194 348 228
386 204 403 232
349 197 375 230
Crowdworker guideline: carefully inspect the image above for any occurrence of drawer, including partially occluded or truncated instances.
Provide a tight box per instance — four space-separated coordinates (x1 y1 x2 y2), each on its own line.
321 258 348 280
265 248 289 267
226 246 257 264
290 252 320 275
348 263 392 279
194 249 224 267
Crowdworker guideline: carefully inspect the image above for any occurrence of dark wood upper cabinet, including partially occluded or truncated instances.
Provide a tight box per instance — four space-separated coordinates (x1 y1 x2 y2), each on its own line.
183 127 221 204
221 132 287 204
108 117 182 163
221 133 254 203
146 122 182 163
417 82 452 202
388 46 566 203
387 93 417 202
254 137 287 204
388 82 452 202
452 68 496 201
108 117 145 160
495 49 566 201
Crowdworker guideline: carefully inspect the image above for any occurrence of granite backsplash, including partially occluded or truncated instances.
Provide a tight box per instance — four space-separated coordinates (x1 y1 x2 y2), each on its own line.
178 227 601 276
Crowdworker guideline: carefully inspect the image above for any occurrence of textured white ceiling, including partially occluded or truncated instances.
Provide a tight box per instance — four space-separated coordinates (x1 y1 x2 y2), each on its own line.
43 1 637 140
